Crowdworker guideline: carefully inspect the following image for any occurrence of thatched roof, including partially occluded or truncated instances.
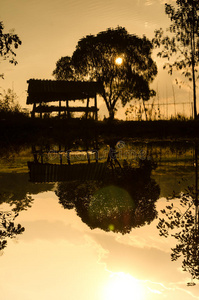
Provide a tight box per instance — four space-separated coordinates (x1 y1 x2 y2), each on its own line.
26 79 103 104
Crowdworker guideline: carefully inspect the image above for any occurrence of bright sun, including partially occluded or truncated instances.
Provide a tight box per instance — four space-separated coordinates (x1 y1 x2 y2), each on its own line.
102 272 144 300
115 57 123 65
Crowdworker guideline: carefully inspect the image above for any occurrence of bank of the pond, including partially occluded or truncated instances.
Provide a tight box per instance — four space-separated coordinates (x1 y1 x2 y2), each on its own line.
0 118 199 145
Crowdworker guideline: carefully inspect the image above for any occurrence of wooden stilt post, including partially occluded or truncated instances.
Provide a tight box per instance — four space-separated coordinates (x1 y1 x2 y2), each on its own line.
64 100 66 118
67 150 71 165
87 151 90 164
32 145 38 163
59 145 62 164
94 95 97 120
94 150 98 163
59 100 61 118
86 97 90 119
66 100 70 118
40 103 42 119
31 103 36 118
40 145 43 164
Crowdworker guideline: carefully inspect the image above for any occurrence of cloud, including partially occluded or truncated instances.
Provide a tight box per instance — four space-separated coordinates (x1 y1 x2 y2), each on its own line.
20 219 85 244
89 231 180 282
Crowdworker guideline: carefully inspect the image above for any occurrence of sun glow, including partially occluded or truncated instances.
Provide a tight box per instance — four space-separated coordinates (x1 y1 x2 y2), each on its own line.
115 57 123 65
102 272 144 300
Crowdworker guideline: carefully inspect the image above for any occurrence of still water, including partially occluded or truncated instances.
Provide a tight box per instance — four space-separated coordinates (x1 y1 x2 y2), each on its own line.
0 139 199 300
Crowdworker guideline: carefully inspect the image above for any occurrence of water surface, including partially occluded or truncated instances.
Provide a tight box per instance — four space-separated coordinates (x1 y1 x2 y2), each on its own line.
0 139 199 300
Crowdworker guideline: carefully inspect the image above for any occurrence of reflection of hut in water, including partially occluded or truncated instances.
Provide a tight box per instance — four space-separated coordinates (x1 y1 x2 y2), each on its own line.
28 143 157 184
28 146 107 183
28 162 107 182
26 79 102 119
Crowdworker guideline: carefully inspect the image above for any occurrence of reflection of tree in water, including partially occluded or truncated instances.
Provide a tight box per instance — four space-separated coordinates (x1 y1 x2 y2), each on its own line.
0 211 24 251
0 193 33 252
0 193 33 212
0 172 53 251
56 159 160 234
157 188 199 283
157 143 199 284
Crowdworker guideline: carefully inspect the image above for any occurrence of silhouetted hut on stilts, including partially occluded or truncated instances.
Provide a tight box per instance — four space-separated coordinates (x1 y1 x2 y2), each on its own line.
26 79 102 120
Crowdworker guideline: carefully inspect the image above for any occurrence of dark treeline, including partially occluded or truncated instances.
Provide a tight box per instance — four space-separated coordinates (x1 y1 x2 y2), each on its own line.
1 118 199 147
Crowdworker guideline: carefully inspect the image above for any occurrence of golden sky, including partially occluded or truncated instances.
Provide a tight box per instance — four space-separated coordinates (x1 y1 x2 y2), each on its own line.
0 0 195 118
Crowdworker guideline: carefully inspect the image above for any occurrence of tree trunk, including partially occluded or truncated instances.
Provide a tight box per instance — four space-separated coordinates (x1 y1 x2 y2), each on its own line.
142 99 148 121
108 108 115 120
191 2 197 119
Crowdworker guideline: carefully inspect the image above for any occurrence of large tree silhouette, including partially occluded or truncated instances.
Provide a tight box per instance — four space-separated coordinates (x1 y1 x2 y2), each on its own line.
53 27 157 119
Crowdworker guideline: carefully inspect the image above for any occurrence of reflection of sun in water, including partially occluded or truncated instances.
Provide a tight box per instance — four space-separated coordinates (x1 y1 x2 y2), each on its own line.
102 272 144 300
